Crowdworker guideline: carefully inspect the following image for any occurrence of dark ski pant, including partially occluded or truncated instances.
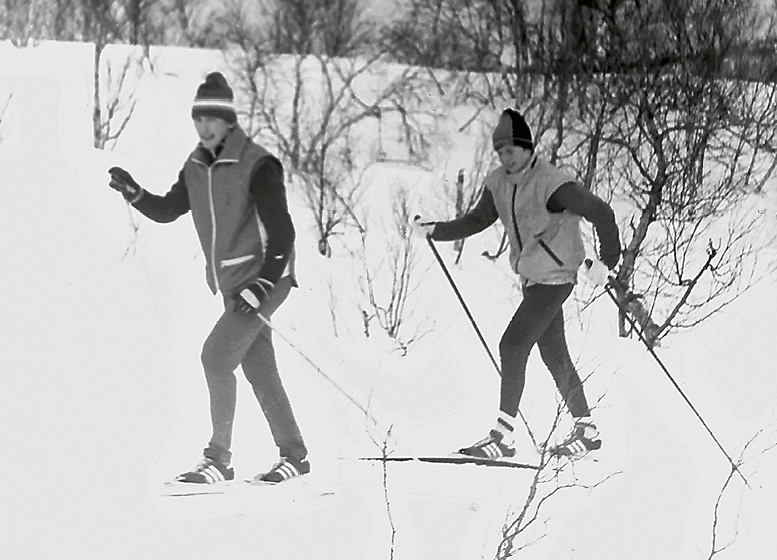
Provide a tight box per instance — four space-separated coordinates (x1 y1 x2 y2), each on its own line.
200 276 307 465
498 282 590 419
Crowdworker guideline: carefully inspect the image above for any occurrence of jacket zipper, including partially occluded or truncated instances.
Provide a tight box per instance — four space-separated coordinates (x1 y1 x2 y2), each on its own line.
195 158 236 293
206 165 220 293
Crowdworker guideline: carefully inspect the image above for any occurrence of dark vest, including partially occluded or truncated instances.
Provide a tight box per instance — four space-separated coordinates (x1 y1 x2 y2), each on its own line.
184 126 275 294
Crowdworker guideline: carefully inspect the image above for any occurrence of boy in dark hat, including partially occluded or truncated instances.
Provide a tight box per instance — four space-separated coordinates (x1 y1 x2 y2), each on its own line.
414 108 621 459
108 72 310 484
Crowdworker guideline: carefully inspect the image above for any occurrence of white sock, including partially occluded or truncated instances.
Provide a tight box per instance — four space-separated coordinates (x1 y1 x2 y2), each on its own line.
495 411 516 445
574 416 599 438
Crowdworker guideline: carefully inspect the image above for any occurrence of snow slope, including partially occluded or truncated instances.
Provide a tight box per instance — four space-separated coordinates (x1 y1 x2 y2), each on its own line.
1 41 776 560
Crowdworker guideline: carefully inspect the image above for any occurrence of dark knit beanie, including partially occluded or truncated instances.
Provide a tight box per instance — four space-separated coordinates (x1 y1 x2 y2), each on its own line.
191 72 237 124
492 108 533 152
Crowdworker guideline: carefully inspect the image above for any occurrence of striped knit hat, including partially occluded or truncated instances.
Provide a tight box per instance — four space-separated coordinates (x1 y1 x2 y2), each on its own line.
492 108 533 152
191 72 237 124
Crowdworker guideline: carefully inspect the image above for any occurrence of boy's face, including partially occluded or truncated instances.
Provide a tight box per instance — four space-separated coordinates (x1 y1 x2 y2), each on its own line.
193 115 230 151
497 145 532 173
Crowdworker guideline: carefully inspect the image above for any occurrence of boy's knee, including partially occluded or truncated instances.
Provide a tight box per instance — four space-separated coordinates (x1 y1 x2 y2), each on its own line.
201 340 229 375
499 332 526 358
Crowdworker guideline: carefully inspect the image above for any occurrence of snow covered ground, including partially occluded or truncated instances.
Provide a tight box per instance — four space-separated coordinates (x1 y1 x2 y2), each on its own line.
1 41 776 560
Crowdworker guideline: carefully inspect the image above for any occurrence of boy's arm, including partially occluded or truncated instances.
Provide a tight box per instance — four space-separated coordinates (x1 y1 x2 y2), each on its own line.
250 158 295 286
431 187 499 241
549 181 621 268
132 168 191 223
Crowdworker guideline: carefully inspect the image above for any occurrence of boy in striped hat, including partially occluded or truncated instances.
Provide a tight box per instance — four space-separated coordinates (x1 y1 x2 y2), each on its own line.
414 108 621 459
108 72 310 484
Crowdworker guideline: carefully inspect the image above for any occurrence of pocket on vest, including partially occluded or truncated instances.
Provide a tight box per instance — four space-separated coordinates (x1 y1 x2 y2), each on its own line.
221 254 255 268
537 239 565 266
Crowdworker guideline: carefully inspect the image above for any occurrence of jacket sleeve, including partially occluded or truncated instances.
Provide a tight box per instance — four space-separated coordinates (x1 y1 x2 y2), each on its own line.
548 182 621 269
431 187 499 241
250 158 295 285
132 168 191 223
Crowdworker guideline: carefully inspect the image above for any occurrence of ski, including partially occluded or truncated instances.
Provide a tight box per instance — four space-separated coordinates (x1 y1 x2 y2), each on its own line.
358 455 541 470
160 479 273 497
159 479 335 498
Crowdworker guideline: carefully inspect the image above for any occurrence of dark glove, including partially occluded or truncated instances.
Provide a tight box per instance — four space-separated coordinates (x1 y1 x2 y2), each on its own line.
233 278 274 314
108 166 143 203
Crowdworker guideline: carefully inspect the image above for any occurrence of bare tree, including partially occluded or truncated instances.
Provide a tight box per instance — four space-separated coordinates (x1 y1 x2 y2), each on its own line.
232 49 427 256
94 50 143 150
382 0 504 73
437 128 495 263
359 186 428 355
0 0 50 45
707 419 777 558
217 0 433 259
268 0 376 56
569 0 777 347
494 398 621 559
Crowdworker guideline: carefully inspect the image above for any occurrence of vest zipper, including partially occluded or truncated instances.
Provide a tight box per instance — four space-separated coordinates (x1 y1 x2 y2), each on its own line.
511 184 523 252
510 167 564 268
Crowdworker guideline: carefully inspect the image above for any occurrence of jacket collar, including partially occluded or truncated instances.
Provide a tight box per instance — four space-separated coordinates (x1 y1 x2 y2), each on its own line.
192 125 247 165
503 155 538 178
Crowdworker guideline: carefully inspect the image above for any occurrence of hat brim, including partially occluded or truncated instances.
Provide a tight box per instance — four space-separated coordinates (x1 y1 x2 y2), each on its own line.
191 107 237 123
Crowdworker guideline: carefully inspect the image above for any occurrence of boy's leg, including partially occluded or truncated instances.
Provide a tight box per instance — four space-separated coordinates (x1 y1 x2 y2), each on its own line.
457 283 574 457
241 329 308 462
498 283 574 418
536 306 591 419
536 299 602 458
200 307 269 465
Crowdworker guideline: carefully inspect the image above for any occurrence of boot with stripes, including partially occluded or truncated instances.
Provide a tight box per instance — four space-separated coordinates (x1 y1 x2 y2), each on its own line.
547 420 601 459
255 456 310 484
457 429 516 460
175 456 234 484
457 411 518 460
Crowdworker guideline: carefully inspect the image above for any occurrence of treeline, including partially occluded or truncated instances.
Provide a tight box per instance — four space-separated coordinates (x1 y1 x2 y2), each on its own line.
3 0 776 81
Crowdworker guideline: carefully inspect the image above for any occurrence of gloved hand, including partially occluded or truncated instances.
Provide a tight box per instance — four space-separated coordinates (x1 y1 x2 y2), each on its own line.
233 278 274 314
108 166 143 203
583 258 611 287
411 215 436 238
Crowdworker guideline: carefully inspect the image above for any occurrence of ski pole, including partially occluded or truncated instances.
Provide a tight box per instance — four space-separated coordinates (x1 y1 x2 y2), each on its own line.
255 311 378 426
589 262 749 487
256 310 428 461
426 236 501 374
425 236 537 447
